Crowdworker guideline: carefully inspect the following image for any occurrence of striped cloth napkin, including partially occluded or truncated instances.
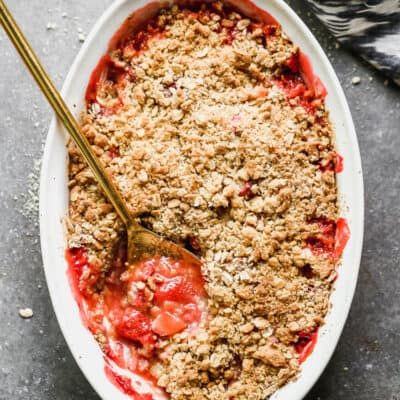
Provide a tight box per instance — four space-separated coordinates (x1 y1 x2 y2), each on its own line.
306 0 400 85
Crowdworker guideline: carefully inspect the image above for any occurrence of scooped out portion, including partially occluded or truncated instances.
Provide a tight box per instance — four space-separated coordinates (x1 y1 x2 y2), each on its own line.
66 1 349 399
67 244 207 398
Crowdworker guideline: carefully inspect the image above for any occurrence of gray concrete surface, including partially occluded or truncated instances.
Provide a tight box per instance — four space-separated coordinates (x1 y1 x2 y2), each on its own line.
0 1 399 399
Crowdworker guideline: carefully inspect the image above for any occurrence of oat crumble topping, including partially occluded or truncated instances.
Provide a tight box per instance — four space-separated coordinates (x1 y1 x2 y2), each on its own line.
66 3 347 399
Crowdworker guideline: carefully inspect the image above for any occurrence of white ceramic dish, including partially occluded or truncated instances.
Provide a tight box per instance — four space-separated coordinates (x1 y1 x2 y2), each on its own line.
39 0 364 399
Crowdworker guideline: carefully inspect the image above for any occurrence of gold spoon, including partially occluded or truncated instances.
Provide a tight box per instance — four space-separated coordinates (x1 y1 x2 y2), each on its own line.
0 0 200 266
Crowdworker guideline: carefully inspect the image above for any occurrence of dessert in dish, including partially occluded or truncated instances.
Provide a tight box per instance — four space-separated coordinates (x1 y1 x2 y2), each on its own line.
66 2 350 399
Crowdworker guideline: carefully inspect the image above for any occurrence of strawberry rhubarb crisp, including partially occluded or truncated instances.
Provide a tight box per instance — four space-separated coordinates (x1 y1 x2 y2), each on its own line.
66 2 350 399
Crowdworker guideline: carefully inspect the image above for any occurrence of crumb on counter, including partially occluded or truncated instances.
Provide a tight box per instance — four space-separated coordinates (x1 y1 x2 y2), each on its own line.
19 308 33 319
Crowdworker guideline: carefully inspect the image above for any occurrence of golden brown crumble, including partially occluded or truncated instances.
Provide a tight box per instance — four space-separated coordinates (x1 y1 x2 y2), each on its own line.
67 4 341 399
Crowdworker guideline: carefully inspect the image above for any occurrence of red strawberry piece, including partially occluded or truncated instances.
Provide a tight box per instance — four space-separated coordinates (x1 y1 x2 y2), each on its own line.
294 328 318 363
334 153 344 173
186 236 201 253
306 217 349 261
66 247 88 277
286 82 306 99
109 146 120 159
306 234 334 256
181 304 201 324
154 276 196 304
285 53 300 73
151 311 186 336
239 181 254 199
116 308 154 345
66 247 101 297
223 26 236 45
150 306 161 318
298 51 327 99
333 218 350 260
306 218 336 256
319 152 344 173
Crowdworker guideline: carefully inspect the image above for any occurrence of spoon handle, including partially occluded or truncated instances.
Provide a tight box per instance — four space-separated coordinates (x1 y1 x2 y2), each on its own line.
0 0 133 228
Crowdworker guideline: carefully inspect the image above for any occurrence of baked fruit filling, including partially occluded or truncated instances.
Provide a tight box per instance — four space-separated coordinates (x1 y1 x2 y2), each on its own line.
66 2 350 399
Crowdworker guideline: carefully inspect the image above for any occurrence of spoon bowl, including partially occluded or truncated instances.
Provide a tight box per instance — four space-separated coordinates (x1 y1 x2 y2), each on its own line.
127 223 201 265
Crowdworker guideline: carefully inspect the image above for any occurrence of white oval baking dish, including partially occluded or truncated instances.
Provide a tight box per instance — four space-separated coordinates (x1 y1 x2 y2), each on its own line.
39 0 364 399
